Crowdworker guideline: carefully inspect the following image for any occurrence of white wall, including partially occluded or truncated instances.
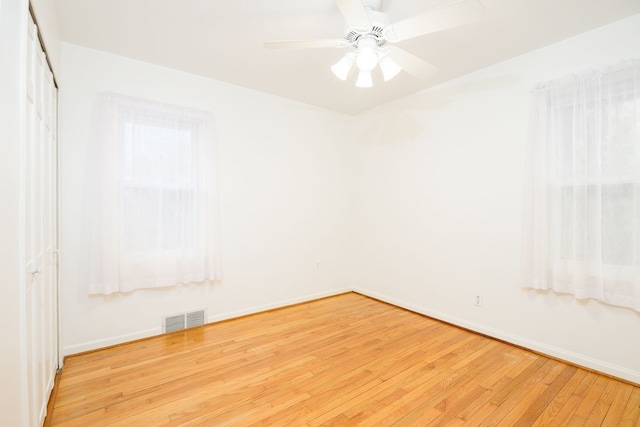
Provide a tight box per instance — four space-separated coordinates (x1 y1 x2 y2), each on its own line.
59 43 357 354
353 13 640 383
0 1 28 424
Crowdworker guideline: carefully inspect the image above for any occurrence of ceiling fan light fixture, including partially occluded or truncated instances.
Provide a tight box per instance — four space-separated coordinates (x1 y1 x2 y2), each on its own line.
331 53 355 80
266 0 484 91
379 55 402 81
355 69 373 88
355 37 379 71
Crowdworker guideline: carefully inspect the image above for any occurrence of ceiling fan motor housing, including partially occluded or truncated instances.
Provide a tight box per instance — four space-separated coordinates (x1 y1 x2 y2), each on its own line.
344 10 391 46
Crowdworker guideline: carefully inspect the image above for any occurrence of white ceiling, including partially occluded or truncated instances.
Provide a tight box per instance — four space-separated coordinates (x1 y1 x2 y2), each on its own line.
55 0 640 115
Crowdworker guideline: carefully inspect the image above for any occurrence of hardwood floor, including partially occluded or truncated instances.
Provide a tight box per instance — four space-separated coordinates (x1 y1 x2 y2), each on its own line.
48 292 640 426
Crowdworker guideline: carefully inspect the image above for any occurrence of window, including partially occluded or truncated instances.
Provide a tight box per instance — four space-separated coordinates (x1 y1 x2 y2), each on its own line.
556 94 639 269
523 60 640 311
122 120 195 253
88 93 220 295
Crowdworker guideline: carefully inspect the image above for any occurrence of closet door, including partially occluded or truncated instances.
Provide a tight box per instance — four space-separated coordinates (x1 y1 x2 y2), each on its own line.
24 14 59 427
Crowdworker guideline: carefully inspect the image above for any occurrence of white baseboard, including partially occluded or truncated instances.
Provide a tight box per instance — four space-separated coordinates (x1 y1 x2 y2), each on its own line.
352 286 640 385
205 288 352 324
63 326 162 355
62 287 351 356
62 285 640 385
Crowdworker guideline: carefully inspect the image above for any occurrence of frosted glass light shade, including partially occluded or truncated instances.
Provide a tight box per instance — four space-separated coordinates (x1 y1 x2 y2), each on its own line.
379 55 402 81
331 53 354 81
355 37 378 71
356 49 377 71
355 70 373 88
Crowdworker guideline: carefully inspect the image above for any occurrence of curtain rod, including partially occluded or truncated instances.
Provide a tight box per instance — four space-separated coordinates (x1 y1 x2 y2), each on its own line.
531 59 639 94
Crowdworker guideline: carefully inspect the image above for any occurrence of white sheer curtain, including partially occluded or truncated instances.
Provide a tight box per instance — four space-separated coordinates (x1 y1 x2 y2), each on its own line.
88 93 220 295
523 60 640 311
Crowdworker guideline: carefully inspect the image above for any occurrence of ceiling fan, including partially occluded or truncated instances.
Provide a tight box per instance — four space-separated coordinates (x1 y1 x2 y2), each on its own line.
264 0 484 88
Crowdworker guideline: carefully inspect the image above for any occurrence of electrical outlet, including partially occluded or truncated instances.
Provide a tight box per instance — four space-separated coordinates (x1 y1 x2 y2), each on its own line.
474 294 482 306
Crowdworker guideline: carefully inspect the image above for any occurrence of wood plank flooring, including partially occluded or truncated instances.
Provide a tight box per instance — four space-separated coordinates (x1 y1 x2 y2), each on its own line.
48 292 640 426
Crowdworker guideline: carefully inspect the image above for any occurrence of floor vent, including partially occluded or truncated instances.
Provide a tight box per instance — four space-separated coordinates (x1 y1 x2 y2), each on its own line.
186 310 206 328
163 309 206 333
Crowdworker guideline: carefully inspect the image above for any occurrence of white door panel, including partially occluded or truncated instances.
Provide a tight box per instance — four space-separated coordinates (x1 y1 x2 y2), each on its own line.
23 13 58 427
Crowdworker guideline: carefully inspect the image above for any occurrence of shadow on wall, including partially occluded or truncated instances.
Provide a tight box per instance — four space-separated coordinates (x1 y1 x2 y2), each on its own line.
356 74 521 146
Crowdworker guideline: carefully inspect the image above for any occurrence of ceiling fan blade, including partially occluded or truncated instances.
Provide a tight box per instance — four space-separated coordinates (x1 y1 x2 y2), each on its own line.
334 0 371 31
386 0 483 42
264 39 351 50
387 47 438 80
